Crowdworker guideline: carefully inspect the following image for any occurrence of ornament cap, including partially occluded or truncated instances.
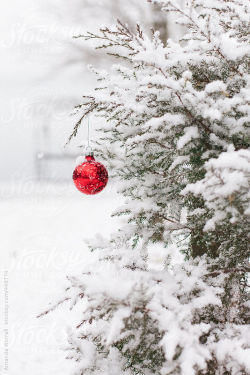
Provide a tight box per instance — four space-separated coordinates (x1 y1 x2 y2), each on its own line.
84 146 94 157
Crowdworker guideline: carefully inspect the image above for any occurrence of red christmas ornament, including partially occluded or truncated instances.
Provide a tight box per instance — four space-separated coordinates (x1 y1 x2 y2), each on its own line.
73 153 108 195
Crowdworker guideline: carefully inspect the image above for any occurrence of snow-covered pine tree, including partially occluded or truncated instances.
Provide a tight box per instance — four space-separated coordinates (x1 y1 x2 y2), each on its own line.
40 1 250 374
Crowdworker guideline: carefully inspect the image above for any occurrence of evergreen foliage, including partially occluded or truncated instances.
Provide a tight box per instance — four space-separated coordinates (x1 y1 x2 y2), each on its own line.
41 1 250 374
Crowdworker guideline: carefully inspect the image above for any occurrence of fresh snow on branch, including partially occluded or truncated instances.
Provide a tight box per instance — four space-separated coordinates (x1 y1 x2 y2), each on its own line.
41 1 250 374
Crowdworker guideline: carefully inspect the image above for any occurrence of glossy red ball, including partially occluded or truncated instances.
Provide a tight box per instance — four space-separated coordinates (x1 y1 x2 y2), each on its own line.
73 155 108 195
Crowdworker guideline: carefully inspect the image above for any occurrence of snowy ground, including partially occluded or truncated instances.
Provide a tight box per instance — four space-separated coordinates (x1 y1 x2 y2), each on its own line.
0 182 123 374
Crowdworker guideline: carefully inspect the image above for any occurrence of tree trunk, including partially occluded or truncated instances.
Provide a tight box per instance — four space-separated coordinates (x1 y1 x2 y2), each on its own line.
152 4 169 45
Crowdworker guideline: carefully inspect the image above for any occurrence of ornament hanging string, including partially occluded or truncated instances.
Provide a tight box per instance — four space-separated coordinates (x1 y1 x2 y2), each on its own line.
85 116 92 154
87 116 90 149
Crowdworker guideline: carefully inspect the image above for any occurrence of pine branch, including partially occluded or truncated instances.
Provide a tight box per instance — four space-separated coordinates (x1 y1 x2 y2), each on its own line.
152 0 243 77
205 267 250 278
37 297 71 318
67 103 98 144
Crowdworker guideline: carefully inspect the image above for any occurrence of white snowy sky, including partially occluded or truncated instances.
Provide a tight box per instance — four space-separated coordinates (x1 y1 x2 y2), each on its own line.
0 0 94 182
